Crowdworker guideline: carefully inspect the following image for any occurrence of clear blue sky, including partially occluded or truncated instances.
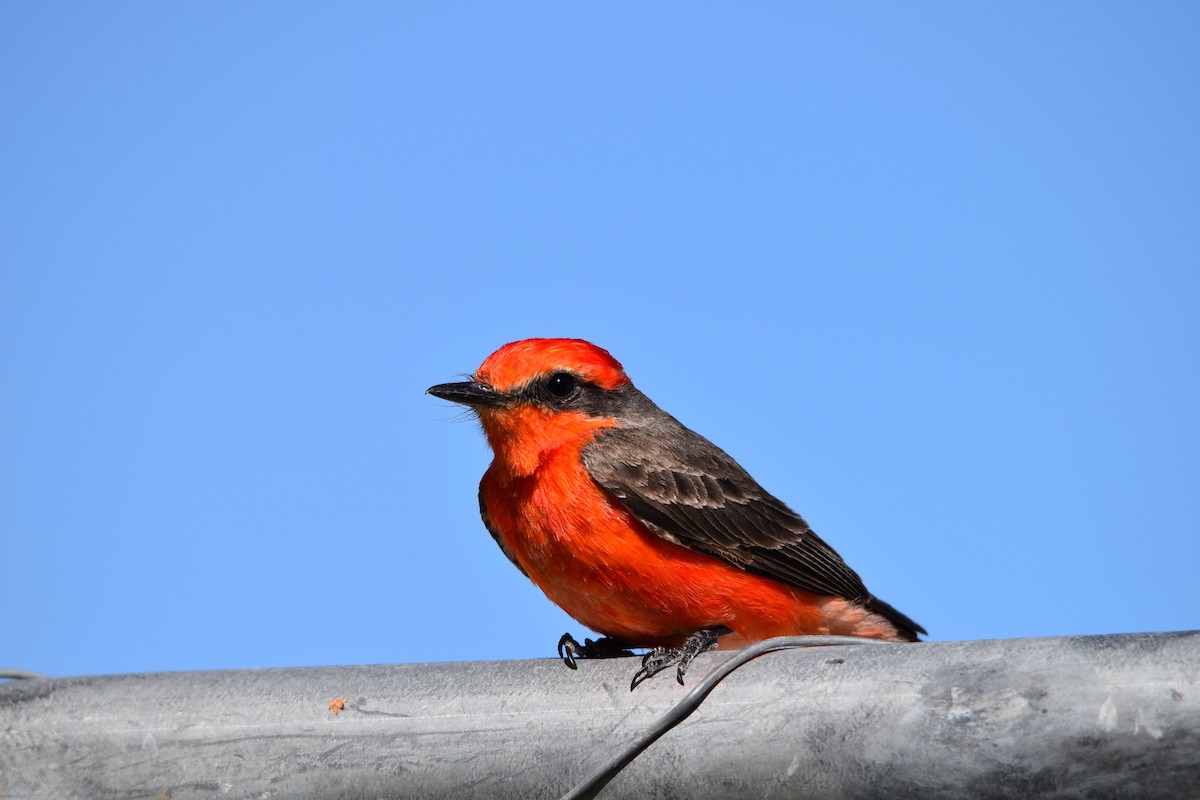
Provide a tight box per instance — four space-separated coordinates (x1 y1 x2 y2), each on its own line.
3 4 1197 678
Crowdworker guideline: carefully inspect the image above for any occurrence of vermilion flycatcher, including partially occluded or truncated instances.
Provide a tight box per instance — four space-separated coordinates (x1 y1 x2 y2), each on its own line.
429 338 924 688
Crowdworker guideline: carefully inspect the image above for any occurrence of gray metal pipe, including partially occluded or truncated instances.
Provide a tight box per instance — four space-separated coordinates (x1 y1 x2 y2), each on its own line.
2 631 1197 799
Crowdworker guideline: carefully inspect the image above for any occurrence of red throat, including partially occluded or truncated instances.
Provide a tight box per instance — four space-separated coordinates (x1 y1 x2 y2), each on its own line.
479 405 615 478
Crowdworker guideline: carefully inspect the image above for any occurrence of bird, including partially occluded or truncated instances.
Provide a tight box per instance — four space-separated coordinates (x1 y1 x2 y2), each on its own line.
428 338 924 689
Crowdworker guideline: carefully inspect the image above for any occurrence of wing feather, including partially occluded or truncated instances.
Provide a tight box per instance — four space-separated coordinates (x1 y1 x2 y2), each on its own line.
583 423 871 603
583 418 926 639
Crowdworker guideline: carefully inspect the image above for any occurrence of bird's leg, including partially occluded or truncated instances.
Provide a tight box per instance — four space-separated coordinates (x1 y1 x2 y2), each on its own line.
557 632 637 670
630 626 730 690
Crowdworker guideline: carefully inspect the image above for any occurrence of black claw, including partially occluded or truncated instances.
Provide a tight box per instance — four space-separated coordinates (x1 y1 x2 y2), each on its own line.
558 633 581 669
628 628 725 691
630 648 664 690
556 632 637 671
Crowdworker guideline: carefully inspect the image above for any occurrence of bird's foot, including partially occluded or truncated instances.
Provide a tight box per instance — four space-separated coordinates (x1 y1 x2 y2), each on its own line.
630 627 728 690
557 632 636 670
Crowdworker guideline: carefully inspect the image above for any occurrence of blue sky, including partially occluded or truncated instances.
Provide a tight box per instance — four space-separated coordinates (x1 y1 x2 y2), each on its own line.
3 4 1197 677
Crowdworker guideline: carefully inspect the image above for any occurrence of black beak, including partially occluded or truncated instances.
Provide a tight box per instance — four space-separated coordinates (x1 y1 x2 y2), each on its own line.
427 380 508 408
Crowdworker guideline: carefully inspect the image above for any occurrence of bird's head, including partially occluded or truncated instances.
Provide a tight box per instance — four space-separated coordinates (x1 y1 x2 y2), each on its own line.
428 338 633 477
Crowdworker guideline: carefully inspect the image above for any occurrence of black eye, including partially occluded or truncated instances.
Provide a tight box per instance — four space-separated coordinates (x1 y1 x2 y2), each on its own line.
546 372 577 398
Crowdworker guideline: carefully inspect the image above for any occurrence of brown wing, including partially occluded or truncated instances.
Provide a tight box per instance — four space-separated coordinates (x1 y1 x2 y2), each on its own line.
582 419 925 640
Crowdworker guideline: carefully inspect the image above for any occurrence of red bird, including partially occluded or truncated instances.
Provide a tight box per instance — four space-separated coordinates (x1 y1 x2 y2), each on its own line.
429 338 924 688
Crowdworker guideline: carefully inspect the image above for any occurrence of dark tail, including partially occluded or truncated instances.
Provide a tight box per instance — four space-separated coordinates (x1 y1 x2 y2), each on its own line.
865 596 926 642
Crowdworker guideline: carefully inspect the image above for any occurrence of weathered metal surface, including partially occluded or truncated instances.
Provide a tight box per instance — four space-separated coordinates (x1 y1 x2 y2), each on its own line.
2 631 1197 799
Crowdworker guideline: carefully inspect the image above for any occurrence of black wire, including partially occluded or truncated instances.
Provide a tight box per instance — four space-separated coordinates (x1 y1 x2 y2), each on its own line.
559 635 896 800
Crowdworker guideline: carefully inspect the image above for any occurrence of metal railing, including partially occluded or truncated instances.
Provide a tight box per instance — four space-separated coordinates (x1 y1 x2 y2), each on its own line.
2 631 1197 798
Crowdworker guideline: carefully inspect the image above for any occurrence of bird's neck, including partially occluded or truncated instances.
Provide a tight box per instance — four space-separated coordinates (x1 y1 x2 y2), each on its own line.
480 406 615 479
